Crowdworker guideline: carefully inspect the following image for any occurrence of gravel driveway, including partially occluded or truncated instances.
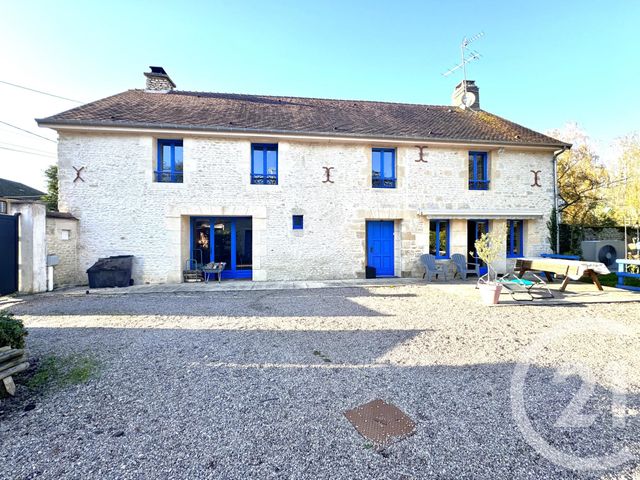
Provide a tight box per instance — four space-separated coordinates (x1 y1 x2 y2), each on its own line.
1 285 639 479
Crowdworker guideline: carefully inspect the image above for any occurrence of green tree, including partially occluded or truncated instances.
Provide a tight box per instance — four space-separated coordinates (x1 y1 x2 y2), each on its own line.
547 123 613 225
41 165 58 211
609 133 640 227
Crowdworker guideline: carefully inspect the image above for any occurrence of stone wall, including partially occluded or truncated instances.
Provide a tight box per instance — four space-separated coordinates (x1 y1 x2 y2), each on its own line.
45 214 82 287
57 132 555 283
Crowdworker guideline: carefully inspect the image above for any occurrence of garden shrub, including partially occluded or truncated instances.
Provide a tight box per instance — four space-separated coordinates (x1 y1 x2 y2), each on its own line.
0 311 28 349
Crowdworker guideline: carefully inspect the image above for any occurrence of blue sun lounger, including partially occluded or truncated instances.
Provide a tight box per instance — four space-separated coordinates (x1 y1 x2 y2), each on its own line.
497 273 554 301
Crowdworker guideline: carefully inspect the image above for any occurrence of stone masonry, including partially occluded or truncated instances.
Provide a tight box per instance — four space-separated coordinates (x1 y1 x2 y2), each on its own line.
45 214 81 287
56 132 555 284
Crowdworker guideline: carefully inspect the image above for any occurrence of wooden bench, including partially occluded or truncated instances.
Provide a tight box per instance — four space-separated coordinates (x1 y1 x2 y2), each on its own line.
0 346 29 397
615 259 640 292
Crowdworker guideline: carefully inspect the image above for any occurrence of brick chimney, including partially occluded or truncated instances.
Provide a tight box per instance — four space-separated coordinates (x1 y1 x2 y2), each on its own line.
452 80 480 109
144 66 176 92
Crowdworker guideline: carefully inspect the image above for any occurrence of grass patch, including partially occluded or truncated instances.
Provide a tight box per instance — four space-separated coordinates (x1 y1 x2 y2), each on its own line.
27 354 99 390
579 272 640 288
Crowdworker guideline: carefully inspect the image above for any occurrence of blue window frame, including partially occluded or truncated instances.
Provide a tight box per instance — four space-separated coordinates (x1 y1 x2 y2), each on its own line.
469 151 489 190
372 148 396 188
156 139 183 183
292 215 303 230
429 220 450 259
507 219 524 258
251 144 278 185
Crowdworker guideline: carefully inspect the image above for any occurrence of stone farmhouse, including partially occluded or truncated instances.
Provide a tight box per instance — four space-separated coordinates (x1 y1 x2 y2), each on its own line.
37 67 569 284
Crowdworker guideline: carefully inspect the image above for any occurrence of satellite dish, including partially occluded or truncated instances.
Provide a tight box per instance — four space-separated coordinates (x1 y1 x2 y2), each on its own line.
460 91 476 108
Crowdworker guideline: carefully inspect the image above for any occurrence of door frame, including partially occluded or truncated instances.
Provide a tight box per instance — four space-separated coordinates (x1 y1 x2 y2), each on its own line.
468 219 490 275
190 216 253 279
366 220 395 277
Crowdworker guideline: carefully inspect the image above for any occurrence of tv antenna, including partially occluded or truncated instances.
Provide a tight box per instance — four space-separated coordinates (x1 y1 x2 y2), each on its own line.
442 32 484 107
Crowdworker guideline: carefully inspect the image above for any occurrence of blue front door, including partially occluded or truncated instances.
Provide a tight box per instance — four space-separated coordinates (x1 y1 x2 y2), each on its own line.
367 221 394 277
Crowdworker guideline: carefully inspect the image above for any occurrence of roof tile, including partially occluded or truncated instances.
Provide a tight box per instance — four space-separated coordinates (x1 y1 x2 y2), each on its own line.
38 90 568 147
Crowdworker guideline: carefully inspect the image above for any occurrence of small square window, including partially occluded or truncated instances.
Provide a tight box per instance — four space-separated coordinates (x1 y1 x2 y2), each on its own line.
60 229 71 240
292 215 303 230
0 200 7 214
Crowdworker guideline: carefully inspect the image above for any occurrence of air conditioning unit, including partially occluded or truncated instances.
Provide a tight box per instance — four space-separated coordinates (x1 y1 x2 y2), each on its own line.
581 240 626 269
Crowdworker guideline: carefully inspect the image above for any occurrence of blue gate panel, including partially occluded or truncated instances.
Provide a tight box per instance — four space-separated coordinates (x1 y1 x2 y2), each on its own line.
0 214 19 295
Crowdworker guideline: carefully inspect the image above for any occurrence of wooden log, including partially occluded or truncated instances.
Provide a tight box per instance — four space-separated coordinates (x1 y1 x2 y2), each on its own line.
0 355 28 373
0 355 28 378
0 349 24 364
0 362 29 381
0 346 10 353
1 376 16 396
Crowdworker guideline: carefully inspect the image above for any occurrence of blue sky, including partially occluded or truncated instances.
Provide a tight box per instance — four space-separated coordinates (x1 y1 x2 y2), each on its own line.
1 0 638 189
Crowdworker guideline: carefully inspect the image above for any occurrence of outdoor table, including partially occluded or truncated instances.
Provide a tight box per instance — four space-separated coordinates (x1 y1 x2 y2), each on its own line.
514 257 610 292
435 258 453 278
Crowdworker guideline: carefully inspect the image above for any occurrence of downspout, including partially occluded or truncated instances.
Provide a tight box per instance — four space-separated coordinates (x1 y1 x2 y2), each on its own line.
552 146 568 253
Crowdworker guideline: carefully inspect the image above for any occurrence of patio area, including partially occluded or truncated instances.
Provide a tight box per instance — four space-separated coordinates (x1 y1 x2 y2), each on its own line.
52 276 640 307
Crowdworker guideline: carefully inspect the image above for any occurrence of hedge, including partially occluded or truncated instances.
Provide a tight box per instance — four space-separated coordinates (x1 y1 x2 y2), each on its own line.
0 311 28 349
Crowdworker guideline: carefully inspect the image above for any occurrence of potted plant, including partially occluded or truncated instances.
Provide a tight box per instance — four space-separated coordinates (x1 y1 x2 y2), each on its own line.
473 225 507 305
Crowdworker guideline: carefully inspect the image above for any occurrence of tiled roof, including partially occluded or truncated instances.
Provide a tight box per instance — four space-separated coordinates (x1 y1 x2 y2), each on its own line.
38 90 568 148
0 178 44 200
46 211 78 220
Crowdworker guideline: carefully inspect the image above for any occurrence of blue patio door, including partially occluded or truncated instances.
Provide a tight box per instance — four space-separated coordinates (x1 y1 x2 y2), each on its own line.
191 217 252 279
467 220 489 275
367 221 395 277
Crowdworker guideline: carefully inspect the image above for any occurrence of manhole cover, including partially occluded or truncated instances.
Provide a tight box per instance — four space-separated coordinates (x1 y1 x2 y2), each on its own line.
344 399 416 446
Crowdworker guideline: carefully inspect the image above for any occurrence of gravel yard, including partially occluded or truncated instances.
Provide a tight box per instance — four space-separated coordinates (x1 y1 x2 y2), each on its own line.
1 284 639 479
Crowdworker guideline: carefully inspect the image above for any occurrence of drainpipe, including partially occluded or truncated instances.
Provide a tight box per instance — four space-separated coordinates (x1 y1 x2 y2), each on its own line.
552 146 568 253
